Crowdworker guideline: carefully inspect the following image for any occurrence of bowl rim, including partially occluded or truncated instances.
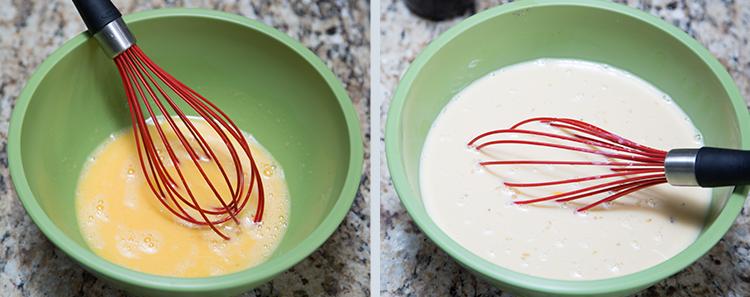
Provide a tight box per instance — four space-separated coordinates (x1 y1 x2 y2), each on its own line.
385 0 750 295
8 8 363 293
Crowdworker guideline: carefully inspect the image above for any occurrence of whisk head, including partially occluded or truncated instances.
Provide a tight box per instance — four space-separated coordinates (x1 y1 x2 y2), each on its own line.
114 45 263 240
469 117 669 212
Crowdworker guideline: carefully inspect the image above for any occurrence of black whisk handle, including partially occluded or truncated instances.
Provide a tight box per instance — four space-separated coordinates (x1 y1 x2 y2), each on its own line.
695 147 750 187
72 0 122 35
72 0 135 59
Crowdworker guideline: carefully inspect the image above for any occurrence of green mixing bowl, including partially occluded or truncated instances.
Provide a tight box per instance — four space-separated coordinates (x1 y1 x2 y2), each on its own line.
9 8 363 297
386 0 750 296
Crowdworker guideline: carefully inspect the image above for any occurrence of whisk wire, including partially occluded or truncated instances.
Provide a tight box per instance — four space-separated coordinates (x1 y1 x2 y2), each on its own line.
523 117 669 155
132 49 244 218
475 138 666 163
71 2 265 240
513 174 667 212
119 48 224 234
151 49 266 219
472 117 671 212
115 45 264 240
503 168 665 188
116 52 193 224
127 47 238 236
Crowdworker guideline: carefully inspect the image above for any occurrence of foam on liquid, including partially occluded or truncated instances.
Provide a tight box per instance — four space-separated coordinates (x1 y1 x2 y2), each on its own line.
420 59 711 280
76 117 289 277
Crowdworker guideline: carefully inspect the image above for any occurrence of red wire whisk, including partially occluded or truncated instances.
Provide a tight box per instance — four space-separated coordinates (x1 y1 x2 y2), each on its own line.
469 117 750 212
74 0 264 239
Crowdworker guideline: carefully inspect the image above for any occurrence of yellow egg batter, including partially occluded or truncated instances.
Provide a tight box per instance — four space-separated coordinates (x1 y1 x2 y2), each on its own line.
76 117 289 277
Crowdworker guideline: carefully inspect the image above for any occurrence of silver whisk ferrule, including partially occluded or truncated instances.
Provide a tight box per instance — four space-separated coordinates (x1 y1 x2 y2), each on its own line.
93 17 136 59
664 149 700 186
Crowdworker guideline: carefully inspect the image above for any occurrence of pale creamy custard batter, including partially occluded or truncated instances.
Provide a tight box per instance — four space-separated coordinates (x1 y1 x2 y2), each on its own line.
76 117 289 277
420 59 711 280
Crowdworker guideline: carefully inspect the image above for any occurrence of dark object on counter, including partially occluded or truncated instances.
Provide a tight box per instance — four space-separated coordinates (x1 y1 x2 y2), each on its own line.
405 0 475 20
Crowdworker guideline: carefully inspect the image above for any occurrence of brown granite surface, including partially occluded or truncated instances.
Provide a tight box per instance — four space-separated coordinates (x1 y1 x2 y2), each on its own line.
381 0 750 296
0 0 370 296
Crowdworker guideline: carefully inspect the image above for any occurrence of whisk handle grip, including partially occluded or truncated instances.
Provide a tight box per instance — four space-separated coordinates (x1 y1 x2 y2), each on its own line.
72 0 135 59
72 0 122 35
695 147 750 187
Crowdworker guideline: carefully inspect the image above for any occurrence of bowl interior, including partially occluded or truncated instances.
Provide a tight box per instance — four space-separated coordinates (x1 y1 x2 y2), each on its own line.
387 0 750 296
11 9 362 296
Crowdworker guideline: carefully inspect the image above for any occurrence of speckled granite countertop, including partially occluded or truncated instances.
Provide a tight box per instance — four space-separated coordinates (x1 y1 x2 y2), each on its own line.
381 0 750 296
0 0 370 296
